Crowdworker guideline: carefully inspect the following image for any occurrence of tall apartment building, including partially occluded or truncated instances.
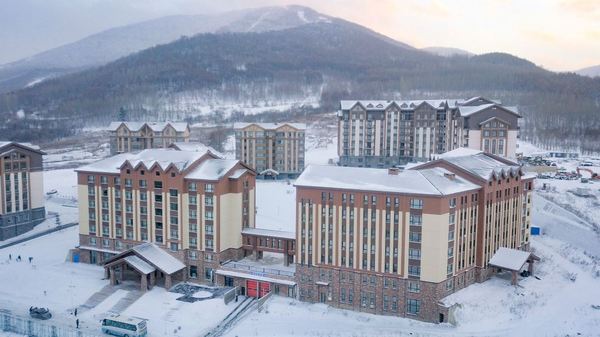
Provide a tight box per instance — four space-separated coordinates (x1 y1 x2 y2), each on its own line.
75 147 256 285
0 142 46 240
234 123 306 179
294 148 534 322
338 97 520 167
108 122 190 155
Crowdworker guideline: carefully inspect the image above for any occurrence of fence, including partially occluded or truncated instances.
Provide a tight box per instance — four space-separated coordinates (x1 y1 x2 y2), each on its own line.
223 286 240 305
257 292 272 313
0 309 102 337
223 262 295 278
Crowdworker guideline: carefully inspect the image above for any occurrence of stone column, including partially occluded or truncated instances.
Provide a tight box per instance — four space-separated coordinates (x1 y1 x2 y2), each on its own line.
104 267 110 279
284 240 289 267
120 264 125 281
141 274 148 292
253 237 258 260
149 271 155 288
528 260 534 275
511 271 517 286
110 267 116 285
165 274 172 289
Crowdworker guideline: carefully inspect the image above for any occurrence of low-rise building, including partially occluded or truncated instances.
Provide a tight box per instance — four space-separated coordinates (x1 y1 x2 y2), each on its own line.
294 148 534 322
108 122 190 155
338 97 520 167
234 122 306 179
0 142 46 241
75 147 256 286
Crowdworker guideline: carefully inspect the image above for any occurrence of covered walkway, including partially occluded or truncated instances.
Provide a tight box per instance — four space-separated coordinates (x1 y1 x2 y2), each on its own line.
488 247 540 285
103 243 186 291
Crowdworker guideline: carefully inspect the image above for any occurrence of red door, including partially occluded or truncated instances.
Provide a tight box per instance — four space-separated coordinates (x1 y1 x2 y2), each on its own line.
247 280 258 298
259 282 271 298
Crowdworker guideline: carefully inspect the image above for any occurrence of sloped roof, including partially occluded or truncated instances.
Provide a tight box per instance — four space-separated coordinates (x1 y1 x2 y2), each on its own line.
77 149 205 174
295 165 478 196
132 243 185 274
233 122 306 130
124 255 155 274
185 158 239 181
488 247 533 271
108 121 189 132
0 141 45 155
439 151 521 180
458 104 520 117
340 99 459 111
169 142 224 159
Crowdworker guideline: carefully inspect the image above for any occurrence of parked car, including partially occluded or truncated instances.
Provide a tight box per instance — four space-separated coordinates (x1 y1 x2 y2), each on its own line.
29 307 52 320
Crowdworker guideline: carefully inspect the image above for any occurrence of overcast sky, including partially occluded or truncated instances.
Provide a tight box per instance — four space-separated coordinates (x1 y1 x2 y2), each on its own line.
1 0 598 71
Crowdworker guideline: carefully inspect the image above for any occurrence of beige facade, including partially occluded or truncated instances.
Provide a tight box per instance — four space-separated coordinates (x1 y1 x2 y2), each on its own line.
0 142 46 240
76 147 256 284
338 97 521 167
108 122 190 155
294 150 534 323
234 122 306 178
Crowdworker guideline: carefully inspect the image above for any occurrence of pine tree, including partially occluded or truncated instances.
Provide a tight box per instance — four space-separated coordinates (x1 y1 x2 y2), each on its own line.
118 106 127 121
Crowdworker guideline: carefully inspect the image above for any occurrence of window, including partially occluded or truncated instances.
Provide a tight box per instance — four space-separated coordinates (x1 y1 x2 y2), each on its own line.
170 242 178 251
449 213 456 224
139 180 147 188
449 198 456 208
409 214 422 226
205 210 213 220
407 299 420 315
205 267 213 281
205 196 213 206
170 202 178 211
408 281 420 293
205 184 214 193
408 265 421 277
409 232 421 243
100 176 108 184
125 179 132 187
447 263 453 274
169 189 178 197
410 199 423 209
189 266 198 279
155 194 162 202
448 247 454 258
154 181 163 189
188 182 197 191
189 195 197 205
89 237 97 246
87 175 95 183
189 250 198 260
409 248 421 260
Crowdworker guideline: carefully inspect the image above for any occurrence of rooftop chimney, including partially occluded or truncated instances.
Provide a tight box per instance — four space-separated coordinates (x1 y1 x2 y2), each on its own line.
444 172 456 180
388 167 403 175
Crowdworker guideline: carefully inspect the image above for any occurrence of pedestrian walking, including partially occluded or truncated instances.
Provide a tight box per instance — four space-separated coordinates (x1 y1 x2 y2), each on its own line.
28 257 32 263
76 318 79 329
8 254 11 260
43 290 47 296
17 255 21 262
74 308 78 317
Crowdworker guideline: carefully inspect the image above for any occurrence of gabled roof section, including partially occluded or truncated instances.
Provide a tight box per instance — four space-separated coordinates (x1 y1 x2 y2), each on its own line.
488 247 537 271
104 242 185 275
0 141 46 156
76 149 205 174
340 99 463 112
478 116 510 126
461 96 501 106
458 104 520 118
233 122 306 131
169 142 224 159
416 148 521 181
108 121 189 132
185 158 240 181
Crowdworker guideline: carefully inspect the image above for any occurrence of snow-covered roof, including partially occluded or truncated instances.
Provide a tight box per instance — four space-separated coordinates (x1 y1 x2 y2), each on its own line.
295 165 479 196
124 255 156 274
77 149 205 173
185 159 239 181
229 169 249 179
132 243 185 275
430 149 521 181
215 269 296 286
461 96 501 105
242 228 295 240
340 99 459 111
108 121 189 132
0 141 44 154
233 122 306 130
488 247 533 271
458 104 520 117
170 142 224 158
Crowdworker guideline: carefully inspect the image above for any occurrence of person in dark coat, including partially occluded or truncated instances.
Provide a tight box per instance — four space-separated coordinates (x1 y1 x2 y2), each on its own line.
76 318 79 329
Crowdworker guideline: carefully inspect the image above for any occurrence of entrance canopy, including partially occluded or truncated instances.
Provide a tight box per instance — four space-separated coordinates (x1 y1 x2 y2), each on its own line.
488 247 537 271
104 242 185 275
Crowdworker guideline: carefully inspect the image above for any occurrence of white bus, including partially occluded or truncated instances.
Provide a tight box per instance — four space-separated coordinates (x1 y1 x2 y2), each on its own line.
101 315 147 337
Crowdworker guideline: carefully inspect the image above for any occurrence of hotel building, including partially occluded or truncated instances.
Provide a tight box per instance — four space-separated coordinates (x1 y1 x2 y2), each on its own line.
108 122 190 155
294 148 534 323
338 97 520 167
234 122 306 179
75 147 256 286
0 142 46 240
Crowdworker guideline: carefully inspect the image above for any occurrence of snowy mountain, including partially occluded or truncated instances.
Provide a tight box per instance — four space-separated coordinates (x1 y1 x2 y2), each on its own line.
576 65 600 78
422 46 474 57
0 6 332 93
